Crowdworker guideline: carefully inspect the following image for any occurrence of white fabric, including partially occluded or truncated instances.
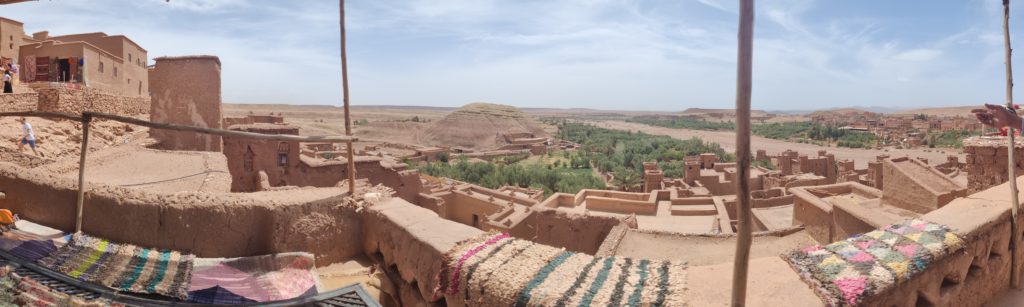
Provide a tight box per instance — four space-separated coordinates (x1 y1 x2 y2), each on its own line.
22 122 35 141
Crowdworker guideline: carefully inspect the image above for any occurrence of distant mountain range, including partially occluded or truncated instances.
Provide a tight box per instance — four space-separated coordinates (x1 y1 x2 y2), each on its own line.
768 106 907 115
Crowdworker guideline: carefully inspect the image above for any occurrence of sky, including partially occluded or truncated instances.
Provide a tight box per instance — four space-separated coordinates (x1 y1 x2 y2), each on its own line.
3 0 1024 111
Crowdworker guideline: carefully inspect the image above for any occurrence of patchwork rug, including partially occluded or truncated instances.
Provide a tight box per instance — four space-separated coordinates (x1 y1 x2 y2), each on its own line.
440 233 687 307
37 234 194 300
187 252 321 304
782 219 965 306
0 221 69 262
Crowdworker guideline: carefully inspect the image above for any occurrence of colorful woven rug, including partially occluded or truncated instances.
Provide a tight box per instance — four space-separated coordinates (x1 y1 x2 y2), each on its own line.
187 252 321 304
782 219 965 306
440 233 687 307
0 221 69 262
37 234 194 300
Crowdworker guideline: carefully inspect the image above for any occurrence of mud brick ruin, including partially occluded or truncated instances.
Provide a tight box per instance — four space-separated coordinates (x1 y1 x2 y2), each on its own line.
2 12 1024 307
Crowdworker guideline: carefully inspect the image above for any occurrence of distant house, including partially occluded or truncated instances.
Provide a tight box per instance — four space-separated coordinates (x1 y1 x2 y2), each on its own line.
2 16 148 97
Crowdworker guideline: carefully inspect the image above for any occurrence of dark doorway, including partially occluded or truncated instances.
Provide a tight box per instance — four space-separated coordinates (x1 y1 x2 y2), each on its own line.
57 59 71 82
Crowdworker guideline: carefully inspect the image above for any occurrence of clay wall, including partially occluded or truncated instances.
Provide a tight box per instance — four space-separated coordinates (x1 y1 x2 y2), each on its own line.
0 163 363 266
444 191 505 227
0 18 23 63
723 194 793 220
361 198 482 306
882 157 967 214
149 56 222 151
222 116 253 127
585 197 657 214
790 183 883 244
963 137 1024 193
644 169 663 192
248 115 284 124
526 209 622 254
34 86 149 115
0 92 37 112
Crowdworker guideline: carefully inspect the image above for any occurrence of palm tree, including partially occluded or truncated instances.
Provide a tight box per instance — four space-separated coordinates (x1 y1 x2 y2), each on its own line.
611 168 642 191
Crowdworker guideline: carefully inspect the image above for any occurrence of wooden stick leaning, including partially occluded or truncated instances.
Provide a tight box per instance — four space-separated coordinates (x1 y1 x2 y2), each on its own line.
731 0 755 306
1002 0 1021 289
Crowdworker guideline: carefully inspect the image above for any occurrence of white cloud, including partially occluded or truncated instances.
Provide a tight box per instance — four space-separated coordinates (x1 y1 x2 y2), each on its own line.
160 0 248 12
1 0 1018 110
892 49 943 61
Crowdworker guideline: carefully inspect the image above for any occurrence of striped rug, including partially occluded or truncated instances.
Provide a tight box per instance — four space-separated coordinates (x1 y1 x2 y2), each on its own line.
37 234 194 300
440 233 687 307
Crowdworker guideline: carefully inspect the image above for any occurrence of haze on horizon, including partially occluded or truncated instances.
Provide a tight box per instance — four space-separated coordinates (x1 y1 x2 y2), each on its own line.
4 0 1024 111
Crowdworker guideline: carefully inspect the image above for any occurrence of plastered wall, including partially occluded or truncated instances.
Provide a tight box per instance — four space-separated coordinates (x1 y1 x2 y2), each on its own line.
149 56 222 151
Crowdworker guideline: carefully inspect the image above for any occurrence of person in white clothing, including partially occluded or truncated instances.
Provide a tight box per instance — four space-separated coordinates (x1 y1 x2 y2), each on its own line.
17 117 40 157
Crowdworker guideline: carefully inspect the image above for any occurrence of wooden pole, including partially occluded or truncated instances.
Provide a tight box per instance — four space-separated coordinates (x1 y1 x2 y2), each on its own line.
731 0 755 306
74 114 92 233
341 0 356 196
1003 0 1021 289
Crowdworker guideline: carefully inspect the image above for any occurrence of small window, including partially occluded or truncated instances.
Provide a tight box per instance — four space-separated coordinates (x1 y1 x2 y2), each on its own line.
127 78 131 84
114 67 118 77
99 62 104 73
277 153 288 166
128 53 132 61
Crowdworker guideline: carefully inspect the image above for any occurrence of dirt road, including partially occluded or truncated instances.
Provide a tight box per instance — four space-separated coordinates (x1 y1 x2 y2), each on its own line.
592 120 964 168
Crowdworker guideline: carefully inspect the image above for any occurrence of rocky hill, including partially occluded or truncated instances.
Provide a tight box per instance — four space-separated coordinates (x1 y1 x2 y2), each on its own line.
419 102 549 150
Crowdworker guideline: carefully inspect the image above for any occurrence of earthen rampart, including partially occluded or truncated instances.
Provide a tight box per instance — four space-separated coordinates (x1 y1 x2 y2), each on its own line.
0 92 38 112
34 86 148 115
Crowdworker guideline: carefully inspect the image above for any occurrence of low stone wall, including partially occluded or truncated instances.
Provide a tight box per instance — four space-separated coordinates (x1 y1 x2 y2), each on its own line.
856 180 1021 306
0 93 38 112
585 196 657 214
963 136 1024 193
362 198 482 306
0 163 362 265
35 87 149 116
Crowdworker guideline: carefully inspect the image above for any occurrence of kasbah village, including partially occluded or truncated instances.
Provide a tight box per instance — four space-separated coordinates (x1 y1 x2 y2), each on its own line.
3 0 1024 306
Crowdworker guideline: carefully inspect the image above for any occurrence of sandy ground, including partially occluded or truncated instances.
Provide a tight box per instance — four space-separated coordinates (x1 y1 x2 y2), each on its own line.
47 147 233 193
591 120 965 169
613 230 817 266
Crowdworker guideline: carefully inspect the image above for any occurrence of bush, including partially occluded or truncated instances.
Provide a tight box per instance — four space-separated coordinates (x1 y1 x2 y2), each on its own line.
626 116 735 131
558 123 733 176
415 159 606 196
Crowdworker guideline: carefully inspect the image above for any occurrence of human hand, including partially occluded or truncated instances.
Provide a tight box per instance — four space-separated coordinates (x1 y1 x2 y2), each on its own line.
972 103 1022 129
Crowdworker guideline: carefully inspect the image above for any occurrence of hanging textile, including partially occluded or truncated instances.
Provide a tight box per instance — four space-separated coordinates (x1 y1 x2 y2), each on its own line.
68 57 78 83
21 57 34 83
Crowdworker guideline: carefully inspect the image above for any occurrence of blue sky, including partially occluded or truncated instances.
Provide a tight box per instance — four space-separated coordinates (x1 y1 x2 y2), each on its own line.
3 0 1023 111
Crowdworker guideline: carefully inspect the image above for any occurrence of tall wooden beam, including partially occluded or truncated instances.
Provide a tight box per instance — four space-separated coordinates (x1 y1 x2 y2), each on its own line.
74 114 92 233
731 0 755 306
341 0 357 196
1003 0 1021 289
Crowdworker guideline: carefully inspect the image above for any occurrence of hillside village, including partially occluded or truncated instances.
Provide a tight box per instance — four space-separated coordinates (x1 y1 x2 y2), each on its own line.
2 2 1024 307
